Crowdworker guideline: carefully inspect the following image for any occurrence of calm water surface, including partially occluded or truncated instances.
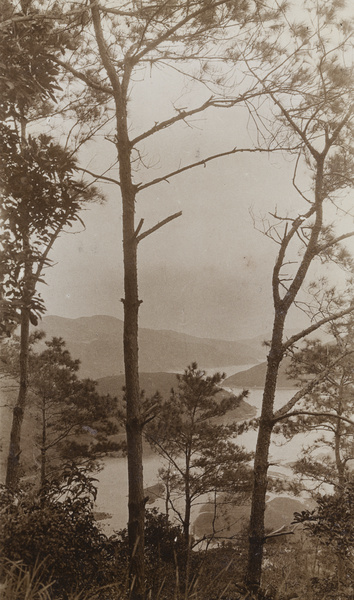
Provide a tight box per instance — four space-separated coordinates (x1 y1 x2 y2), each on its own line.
95 387 313 532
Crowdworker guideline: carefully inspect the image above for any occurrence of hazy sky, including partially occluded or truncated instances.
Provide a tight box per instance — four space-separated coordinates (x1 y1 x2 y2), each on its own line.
39 33 354 341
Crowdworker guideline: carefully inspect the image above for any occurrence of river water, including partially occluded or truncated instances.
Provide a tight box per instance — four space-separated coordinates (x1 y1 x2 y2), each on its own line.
94 387 313 533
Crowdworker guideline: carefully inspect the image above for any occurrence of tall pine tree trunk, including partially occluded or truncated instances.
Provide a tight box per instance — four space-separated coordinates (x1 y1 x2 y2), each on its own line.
117 87 145 600
334 378 345 489
123 206 145 600
89 5 145 597
5 118 32 490
6 230 32 489
245 322 284 593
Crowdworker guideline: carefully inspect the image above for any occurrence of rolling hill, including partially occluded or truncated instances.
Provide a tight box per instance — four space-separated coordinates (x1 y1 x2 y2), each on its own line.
33 315 267 379
96 372 257 421
224 358 297 389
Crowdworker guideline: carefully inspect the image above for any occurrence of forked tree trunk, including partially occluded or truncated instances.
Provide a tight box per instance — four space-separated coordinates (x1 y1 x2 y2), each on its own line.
245 155 326 594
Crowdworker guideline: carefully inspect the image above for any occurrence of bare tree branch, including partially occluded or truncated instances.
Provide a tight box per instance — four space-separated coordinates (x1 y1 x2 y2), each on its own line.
274 410 354 429
328 105 354 147
273 352 354 422
134 219 144 238
264 525 295 541
77 166 121 187
272 206 316 309
136 211 182 243
316 231 354 255
283 303 354 350
33 209 74 281
96 7 140 17
131 96 216 146
49 56 113 95
131 93 262 146
267 89 320 160
137 147 289 191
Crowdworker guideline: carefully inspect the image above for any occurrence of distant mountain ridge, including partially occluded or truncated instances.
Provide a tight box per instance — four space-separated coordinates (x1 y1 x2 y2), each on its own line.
35 315 267 379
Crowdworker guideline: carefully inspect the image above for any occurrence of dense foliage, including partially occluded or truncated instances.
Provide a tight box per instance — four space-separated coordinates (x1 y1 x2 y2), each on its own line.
293 483 354 598
0 124 99 335
0 335 120 485
0 473 250 600
0 467 119 598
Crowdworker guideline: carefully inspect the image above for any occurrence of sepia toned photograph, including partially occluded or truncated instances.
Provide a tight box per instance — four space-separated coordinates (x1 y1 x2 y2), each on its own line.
1 1 354 598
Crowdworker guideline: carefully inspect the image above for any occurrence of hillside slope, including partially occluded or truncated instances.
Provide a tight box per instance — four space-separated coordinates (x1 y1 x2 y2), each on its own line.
224 358 297 389
96 372 257 421
34 315 267 379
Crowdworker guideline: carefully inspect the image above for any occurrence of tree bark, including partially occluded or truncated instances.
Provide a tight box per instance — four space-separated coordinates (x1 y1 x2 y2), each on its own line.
5 304 30 489
40 403 47 488
89 4 145 597
6 221 33 489
184 451 192 548
183 490 192 599
334 378 345 489
117 73 145 600
245 318 284 593
119 117 145 600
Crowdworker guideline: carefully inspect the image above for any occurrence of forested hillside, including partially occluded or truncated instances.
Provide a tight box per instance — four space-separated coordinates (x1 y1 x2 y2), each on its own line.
96 371 257 420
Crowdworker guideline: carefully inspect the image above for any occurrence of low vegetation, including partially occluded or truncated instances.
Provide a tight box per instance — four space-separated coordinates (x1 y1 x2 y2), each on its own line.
2 473 354 600
2 358 354 600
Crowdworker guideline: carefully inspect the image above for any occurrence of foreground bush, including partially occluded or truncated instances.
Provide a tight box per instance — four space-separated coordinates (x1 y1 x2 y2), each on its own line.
0 466 119 599
0 467 251 599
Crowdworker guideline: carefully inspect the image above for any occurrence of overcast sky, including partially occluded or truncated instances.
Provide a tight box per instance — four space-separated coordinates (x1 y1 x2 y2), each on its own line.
39 28 354 342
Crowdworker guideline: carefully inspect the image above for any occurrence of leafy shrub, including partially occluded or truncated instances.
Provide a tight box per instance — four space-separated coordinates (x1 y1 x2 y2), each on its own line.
115 508 185 597
0 465 120 599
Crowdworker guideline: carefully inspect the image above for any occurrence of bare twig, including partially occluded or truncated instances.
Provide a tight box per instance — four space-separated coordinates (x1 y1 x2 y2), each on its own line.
49 56 113 95
77 167 121 187
136 211 182 243
283 304 354 350
137 147 289 191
